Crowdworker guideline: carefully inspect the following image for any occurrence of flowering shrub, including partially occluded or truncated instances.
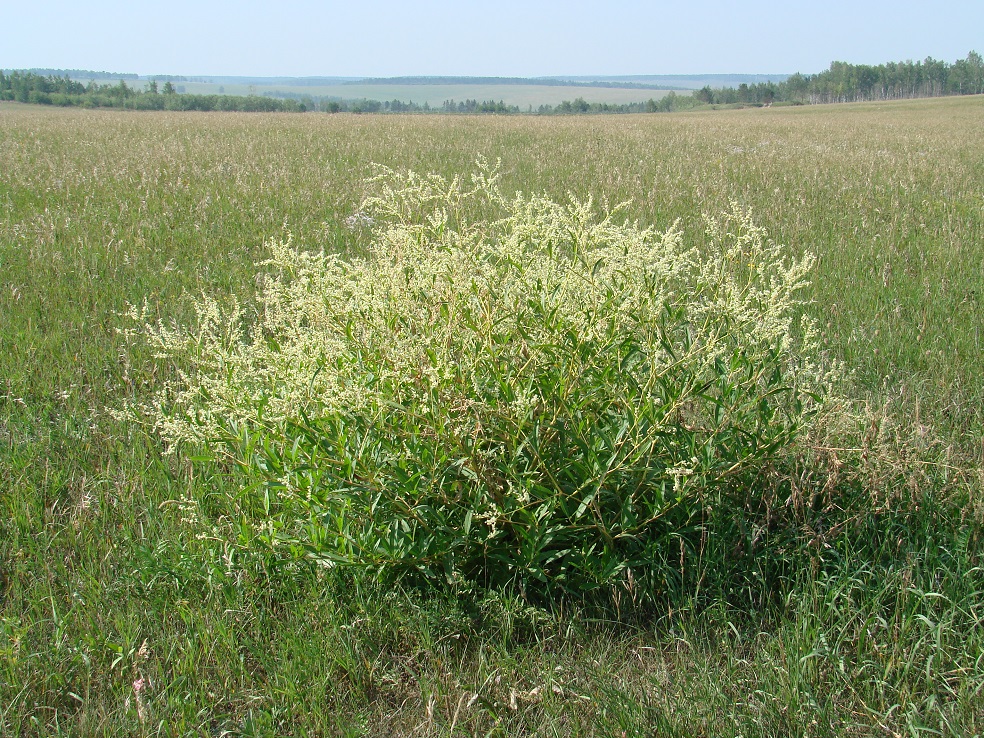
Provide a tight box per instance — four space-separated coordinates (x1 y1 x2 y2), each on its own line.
132 161 833 602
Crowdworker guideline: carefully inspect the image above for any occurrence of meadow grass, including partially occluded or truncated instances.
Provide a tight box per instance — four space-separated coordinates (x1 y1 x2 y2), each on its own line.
0 97 982 735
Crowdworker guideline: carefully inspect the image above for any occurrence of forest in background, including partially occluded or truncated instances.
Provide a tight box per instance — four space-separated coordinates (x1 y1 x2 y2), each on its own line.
694 51 984 105
0 75 306 112
3 51 982 113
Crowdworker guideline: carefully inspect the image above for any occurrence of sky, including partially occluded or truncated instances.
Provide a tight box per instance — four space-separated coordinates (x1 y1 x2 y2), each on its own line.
5 0 983 78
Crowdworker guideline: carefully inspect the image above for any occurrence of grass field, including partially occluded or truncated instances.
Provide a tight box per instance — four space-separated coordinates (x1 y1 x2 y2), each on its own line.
1 97 982 735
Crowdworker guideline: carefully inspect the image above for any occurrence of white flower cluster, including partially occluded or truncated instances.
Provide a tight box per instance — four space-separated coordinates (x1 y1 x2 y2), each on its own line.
128 160 829 457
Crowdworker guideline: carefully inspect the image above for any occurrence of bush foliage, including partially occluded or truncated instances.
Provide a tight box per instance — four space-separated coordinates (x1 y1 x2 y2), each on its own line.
132 162 835 604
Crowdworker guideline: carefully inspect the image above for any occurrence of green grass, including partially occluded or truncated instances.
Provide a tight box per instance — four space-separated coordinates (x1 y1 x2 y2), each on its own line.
1 97 982 735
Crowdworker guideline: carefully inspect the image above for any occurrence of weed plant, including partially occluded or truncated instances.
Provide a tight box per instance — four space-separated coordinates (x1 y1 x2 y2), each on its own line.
129 161 830 607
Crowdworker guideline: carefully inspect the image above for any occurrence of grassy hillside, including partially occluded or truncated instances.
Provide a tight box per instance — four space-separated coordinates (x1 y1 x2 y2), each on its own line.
0 97 981 735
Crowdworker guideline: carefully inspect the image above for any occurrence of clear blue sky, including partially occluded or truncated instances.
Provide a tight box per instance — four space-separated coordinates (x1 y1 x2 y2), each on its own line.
5 0 983 78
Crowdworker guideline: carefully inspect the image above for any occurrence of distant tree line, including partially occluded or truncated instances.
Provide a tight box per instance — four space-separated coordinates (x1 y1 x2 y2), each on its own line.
0 72 307 112
208 50 984 113
269 95 517 114
315 96 689 115
314 95 692 115
19 68 139 80
534 91 697 114
694 51 984 106
3 51 981 116
440 99 519 113
268 94 432 113
261 93 518 114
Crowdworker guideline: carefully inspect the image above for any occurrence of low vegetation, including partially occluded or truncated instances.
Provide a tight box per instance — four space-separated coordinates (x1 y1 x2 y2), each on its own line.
1 97 982 735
